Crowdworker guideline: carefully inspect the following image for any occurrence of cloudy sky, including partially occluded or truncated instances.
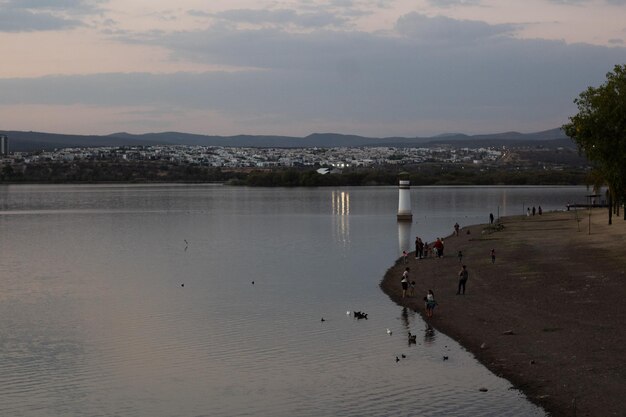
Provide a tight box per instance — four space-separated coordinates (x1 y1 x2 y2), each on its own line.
0 0 625 137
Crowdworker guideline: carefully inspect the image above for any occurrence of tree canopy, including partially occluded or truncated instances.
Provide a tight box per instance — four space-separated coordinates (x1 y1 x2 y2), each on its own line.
563 64 626 221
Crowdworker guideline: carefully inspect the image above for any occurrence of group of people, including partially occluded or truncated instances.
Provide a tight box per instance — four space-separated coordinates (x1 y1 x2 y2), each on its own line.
400 264 470 318
526 205 543 217
413 236 448 260
400 218 501 318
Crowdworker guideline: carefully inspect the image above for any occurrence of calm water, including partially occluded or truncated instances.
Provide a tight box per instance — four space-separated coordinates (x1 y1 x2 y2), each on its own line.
0 185 586 417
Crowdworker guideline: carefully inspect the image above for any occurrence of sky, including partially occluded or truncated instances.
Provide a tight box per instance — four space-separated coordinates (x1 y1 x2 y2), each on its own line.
0 0 625 137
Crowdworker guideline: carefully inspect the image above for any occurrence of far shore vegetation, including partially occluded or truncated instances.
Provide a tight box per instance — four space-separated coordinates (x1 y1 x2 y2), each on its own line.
0 160 586 186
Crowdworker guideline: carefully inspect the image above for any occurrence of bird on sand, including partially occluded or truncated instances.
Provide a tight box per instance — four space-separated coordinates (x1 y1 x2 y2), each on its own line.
386 328 392 335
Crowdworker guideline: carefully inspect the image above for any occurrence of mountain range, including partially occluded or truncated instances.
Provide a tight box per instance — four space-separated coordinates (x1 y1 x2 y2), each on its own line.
1 128 573 152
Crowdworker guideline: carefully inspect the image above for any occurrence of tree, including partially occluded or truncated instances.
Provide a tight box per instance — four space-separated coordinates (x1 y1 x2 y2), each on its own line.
563 64 626 223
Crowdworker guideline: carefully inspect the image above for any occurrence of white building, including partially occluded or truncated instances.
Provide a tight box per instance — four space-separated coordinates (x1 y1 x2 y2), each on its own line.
0 135 9 156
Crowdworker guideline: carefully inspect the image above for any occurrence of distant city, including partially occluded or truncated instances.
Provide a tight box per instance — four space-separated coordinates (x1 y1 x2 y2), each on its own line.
4 144 504 169
0 131 590 185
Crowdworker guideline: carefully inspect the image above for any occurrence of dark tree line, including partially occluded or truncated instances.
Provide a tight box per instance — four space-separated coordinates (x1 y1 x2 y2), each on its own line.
0 160 586 186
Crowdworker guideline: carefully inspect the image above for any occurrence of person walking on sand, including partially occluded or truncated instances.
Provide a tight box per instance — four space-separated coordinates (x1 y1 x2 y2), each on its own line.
457 265 468 295
454 222 460 236
424 290 437 318
401 267 410 298
491 248 496 264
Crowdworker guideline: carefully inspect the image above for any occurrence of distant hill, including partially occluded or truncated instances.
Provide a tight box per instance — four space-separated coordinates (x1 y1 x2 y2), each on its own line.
0 128 572 152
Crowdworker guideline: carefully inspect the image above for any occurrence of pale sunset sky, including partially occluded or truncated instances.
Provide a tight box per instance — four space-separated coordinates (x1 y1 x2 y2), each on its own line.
0 0 625 137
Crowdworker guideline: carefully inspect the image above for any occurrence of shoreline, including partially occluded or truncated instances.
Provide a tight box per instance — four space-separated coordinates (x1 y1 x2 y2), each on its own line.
380 209 626 417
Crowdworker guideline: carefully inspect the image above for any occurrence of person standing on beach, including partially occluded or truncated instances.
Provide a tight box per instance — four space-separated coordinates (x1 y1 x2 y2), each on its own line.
538 206 542 215
415 236 419 259
532 206 536 216
454 222 460 236
491 249 496 264
458 250 463 263
489 213 494 224
403 250 408 264
401 267 410 298
457 265 468 295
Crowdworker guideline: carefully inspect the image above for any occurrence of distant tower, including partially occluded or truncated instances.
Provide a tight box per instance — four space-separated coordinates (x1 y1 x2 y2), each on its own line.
397 179 412 221
0 135 8 156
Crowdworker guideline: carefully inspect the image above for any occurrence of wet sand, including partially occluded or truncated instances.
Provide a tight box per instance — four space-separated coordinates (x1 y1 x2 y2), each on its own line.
380 209 626 417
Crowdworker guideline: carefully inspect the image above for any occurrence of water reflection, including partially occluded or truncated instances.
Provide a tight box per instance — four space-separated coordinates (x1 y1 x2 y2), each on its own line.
331 190 350 246
331 190 350 216
397 220 412 256
424 324 437 346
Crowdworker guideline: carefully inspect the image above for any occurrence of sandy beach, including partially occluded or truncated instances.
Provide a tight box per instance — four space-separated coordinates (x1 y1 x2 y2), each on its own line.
380 208 626 417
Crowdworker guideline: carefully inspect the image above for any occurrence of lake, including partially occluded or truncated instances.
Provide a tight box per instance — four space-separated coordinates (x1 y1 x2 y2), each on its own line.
0 185 587 416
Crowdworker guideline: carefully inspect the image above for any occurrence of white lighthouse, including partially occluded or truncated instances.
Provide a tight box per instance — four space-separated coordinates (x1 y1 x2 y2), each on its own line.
397 179 412 221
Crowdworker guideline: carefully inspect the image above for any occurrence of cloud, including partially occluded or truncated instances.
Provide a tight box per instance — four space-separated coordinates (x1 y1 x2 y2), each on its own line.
0 8 83 32
2 11 625 136
0 0 103 32
547 0 626 5
3 21 624 135
395 12 518 43
213 8 347 28
546 0 587 4
2 0 104 14
187 9 210 18
427 0 482 6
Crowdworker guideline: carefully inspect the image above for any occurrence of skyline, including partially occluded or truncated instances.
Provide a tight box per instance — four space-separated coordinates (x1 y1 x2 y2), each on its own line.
1 0 625 137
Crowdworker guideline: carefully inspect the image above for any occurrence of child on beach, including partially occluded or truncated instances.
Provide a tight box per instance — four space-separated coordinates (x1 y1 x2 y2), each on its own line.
424 290 437 318
403 250 408 264
410 281 416 297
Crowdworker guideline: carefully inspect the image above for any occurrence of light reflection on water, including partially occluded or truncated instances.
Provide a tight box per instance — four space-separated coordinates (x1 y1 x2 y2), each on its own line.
0 184 586 416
